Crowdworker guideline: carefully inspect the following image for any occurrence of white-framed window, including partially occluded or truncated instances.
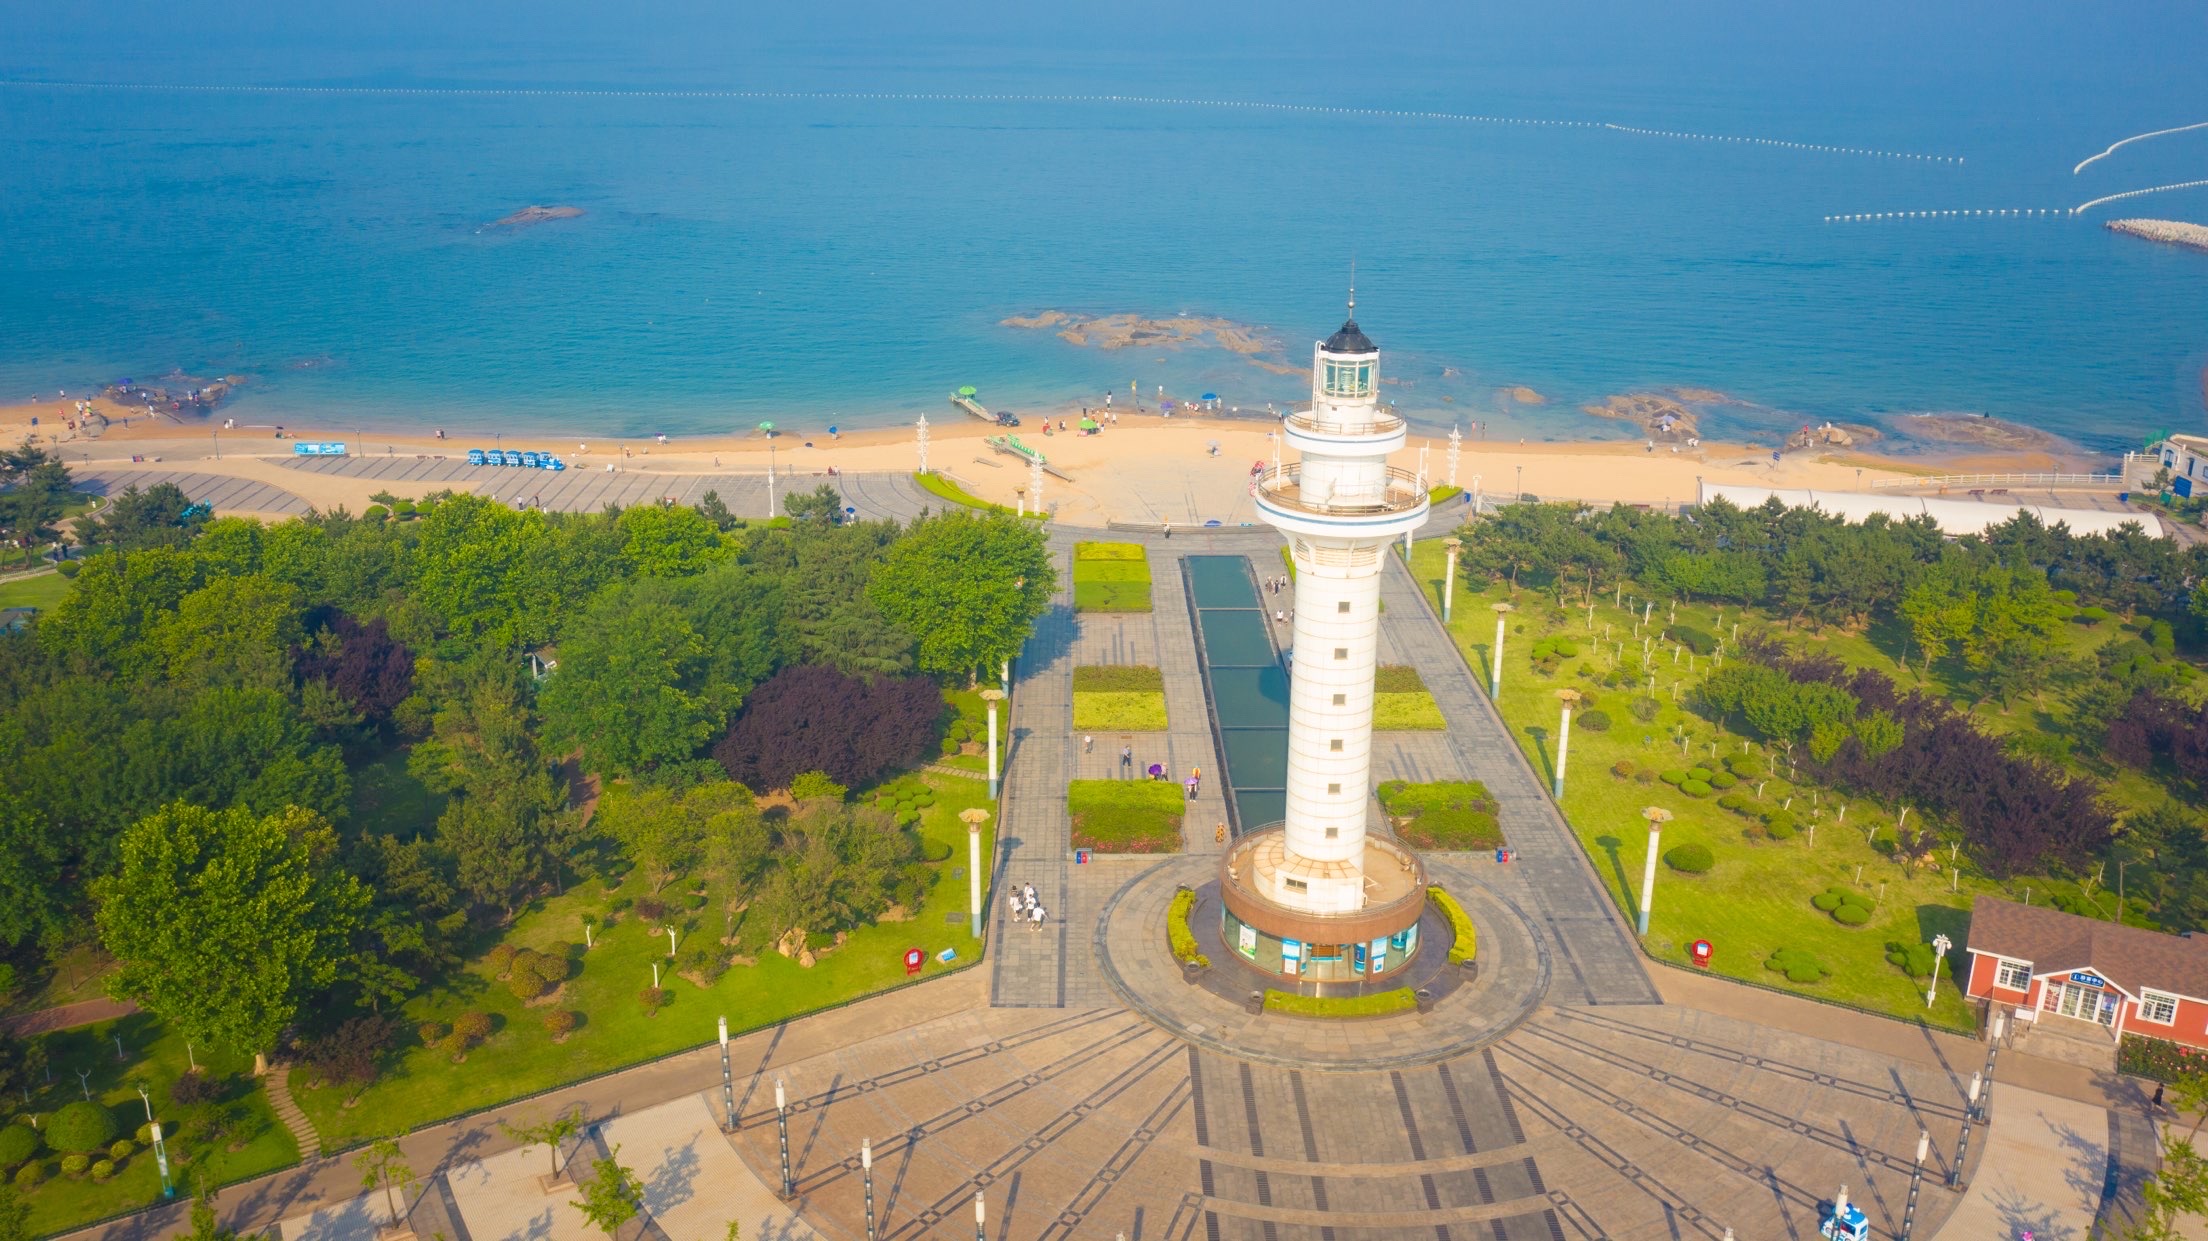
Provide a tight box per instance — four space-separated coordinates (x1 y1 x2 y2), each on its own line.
1995 959 2032 991
2141 990 2180 1025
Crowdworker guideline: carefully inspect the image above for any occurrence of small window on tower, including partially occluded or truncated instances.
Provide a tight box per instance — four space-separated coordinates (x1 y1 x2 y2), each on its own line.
1332 693 1346 705
1327 783 1341 795
1330 739 1344 752
1325 827 1339 839
1337 601 1351 613
1334 648 1348 659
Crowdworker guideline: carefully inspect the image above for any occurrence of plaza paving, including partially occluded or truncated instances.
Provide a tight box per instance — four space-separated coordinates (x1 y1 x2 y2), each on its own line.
80 518 2165 1241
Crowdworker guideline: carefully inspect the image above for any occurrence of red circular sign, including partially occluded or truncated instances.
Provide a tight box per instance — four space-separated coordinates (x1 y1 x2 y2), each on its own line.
1690 939 1713 967
904 948 924 976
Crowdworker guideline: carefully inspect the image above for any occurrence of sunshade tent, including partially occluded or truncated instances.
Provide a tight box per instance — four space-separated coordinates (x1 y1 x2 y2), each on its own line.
957 386 978 396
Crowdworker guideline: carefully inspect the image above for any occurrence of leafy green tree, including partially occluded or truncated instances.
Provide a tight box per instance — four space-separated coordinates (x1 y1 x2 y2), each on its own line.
94 803 371 1062
0 441 74 569
616 505 735 578
570 1148 644 1239
868 510 1053 680
354 1138 417 1227
782 484 844 525
0 790 66 948
151 575 305 691
499 1107 588 1182
410 662 566 912
0 1181 31 1241
409 495 564 650
596 787 703 894
39 545 204 668
2131 1133 2208 1241
74 481 205 552
540 583 717 777
185 1175 239 1241
0 1031 46 1108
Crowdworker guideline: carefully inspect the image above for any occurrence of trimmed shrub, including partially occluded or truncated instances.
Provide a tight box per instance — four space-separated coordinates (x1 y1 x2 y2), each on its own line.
417 1020 451 1046
635 898 668 924
1725 754 1763 779
1629 697 1661 723
1680 779 1713 797
789 770 848 802
47 1101 118 1154
1670 625 1716 655
91 1159 116 1180
1373 665 1428 694
1578 709 1612 732
108 1139 134 1161
14 1161 42 1187
60 1154 90 1178
1167 887 1207 967
532 950 573 985
1633 766 1657 784
1663 844 1715 873
1073 665 1165 693
1717 793 1747 812
1766 947 1829 984
486 943 518 975
1709 771 1737 789
453 1012 493 1045
507 968 549 1001
639 986 671 1016
544 1010 581 1039
1834 903 1873 926
1658 770 1686 785
0 1124 38 1169
135 1123 155 1146
1687 767 1713 782
1762 809 1797 838
1813 886 1873 923
1429 886 1479 963
169 1071 221 1108
1612 759 1636 779
1263 988 1419 1018
1886 940 1939 978
677 938 730 987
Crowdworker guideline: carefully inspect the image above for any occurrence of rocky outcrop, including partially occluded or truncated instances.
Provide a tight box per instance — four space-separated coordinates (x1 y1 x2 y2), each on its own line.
1581 393 1700 437
1001 311 1303 377
2107 218 2208 255
483 205 585 231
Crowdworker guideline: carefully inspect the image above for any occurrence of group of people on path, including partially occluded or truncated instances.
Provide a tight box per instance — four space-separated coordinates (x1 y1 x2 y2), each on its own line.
1010 882 1048 931
1264 575 1295 626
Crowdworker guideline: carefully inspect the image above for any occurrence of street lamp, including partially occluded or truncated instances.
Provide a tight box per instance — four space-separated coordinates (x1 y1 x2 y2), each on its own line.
1554 690 1581 800
717 1016 735 1131
861 1139 877 1241
974 1190 986 1241
1489 603 1515 700
774 1077 793 1199
1926 933 1953 1009
1515 463 1523 498
1902 1130 1930 1239
979 688 1005 799
961 808 990 940
150 1121 173 1198
1441 537 1462 623
1638 807 1672 936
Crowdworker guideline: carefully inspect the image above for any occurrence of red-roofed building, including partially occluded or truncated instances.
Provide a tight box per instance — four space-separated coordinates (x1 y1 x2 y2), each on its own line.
1965 896 2208 1050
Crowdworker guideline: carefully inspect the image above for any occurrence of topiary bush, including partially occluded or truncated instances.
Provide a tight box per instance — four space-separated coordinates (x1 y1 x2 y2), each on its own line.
108 1139 134 1162
1766 947 1829 984
507 968 549 1002
417 1020 451 1047
1708 771 1737 789
486 943 518 976
1687 767 1713 783
135 1122 155 1146
789 770 848 802
1813 886 1874 924
1630 697 1661 723
91 1158 115 1180
1664 843 1715 873
0 1124 38 1170
1577 709 1611 731
1611 759 1636 779
1762 809 1797 839
1659 769 1686 785
639 986 671 1017
1680 779 1713 797
635 897 668 925
14 1161 42 1187
1886 940 1939 978
543 1010 580 1040
60 1154 90 1178
1726 754 1763 779
1834 903 1873 926
1717 793 1747 813
1633 766 1657 784
532 950 573 985
1670 625 1716 655
47 1101 118 1154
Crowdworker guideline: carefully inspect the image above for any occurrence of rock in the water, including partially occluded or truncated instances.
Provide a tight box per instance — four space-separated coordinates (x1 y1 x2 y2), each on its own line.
483 205 585 231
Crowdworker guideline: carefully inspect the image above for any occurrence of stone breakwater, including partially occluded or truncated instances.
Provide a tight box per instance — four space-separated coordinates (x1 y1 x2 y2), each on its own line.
2106 219 2208 255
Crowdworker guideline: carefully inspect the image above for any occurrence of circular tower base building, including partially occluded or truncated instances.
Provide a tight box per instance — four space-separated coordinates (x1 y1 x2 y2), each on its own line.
1218 825 1428 985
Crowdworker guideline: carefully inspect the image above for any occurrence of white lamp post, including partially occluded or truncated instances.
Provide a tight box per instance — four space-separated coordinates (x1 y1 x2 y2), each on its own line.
1554 690 1580 800
861 1139 877 1241
961 808 989 940
717 1016 735 1130
773 1077 793 1198
974 1190 986 1241
1441 537 1461 623
916 413 930 474
1490 602 1514 699
1926 933 1952 1009
980 688 1005 799
1638 807 1672 936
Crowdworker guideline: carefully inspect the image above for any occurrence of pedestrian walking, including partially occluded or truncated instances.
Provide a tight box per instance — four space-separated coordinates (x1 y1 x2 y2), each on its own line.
1084 735 1094 754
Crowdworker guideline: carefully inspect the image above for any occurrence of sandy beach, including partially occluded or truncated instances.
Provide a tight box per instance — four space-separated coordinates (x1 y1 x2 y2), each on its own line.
0 391 2089 525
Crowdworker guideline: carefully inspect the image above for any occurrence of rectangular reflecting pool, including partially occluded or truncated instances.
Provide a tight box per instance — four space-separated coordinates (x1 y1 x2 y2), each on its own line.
1185 555 1289 832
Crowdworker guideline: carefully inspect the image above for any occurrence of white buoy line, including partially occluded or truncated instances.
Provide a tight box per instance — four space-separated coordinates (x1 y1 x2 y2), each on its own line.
2071 179 2208 214
1823 208 2067 222
0 78 1967 164
2073 121 2208 174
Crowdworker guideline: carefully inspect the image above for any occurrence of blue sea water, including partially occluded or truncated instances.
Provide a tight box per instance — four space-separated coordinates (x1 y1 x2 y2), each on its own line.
1 2 2204 452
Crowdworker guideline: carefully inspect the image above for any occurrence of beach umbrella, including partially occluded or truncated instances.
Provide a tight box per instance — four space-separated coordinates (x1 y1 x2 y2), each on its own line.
1080 418 1098 431
957 386 978 397
1204 519 1222 527
828 425 838 436
757 421 775 436
1201 392 1217 401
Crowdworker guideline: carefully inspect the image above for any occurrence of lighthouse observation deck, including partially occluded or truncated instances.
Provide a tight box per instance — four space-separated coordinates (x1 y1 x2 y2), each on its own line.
1255 462 1428 518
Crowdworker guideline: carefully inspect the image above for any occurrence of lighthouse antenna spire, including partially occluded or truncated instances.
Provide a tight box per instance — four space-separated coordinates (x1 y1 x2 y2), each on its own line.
1348 256 1356 315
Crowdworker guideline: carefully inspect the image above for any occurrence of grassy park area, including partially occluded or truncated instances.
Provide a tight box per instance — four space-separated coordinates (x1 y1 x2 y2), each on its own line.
1373 665 1446 729
1406 535 2099 1029
292 771 993 1146
3 1016 299 1237
1073 541 1153 612
0 569 72 611
1067 779 1184 852
912 471 1048 519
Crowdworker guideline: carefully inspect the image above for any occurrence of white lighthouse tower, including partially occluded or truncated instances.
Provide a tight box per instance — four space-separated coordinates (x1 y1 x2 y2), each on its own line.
1219 294 1431 985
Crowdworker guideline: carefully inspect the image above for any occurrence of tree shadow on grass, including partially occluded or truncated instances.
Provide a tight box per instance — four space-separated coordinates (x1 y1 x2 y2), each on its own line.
1594 835 1640 923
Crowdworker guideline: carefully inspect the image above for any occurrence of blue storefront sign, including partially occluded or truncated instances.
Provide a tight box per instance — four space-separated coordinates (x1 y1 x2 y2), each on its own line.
1352 943 1367 972
292 441 349 456
2069 970 2108 989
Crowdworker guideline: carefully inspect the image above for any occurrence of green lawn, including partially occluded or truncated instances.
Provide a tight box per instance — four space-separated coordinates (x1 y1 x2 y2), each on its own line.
1372 692 1446 730
936 687 1006 774
293 772 996 1146
11 1015 299 1237
912 472 1047 520
1405 537 2048 1029
0 570 72 610
1073 691 1168 731
1073 543 1153 612
1263 988 1418 1017
1067 779 1184 853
